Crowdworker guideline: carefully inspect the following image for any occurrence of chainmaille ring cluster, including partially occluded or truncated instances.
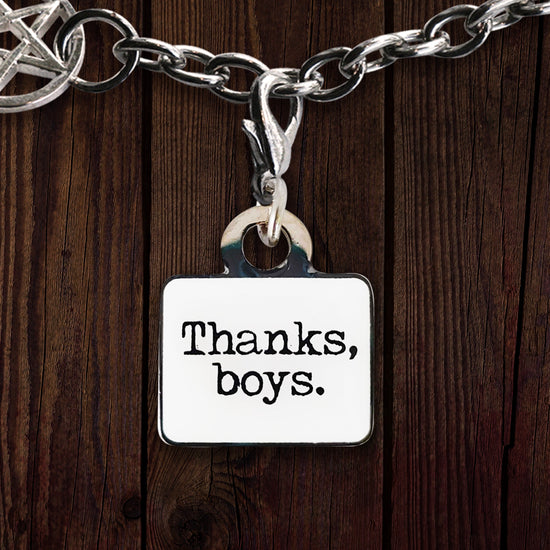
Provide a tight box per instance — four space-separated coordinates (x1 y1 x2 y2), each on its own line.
0 0 548 113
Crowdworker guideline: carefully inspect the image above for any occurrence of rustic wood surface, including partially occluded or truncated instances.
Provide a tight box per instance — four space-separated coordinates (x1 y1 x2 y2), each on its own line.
0 0 548 548
0 1 144 548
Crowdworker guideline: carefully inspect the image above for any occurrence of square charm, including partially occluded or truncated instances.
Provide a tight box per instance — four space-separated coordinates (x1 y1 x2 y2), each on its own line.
159 208 374 446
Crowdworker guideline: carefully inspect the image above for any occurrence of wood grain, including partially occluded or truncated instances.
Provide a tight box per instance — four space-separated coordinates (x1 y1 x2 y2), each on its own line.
147 1 386 548
0 1 143 547
0 1 549 549
391 1 543 548
506 18 550 550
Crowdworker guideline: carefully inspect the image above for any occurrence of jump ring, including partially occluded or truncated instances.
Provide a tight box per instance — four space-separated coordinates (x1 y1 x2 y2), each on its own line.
55 9 139 93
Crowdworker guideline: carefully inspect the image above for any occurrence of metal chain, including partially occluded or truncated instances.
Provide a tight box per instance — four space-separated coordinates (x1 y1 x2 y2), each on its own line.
55 0 549 103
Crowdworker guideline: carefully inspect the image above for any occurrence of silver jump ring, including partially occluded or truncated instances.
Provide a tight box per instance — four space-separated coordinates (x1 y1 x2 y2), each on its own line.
299 47 366 102
55 9 139 93
160 45 229 88
465 0 525 31
340 34 404 77
113 37 184 73
423 5 492 58
508 0 550 15
382 29 451 59
205 53 269 104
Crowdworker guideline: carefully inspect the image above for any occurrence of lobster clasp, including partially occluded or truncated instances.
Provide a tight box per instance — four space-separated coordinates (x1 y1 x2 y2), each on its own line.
242 69 303 247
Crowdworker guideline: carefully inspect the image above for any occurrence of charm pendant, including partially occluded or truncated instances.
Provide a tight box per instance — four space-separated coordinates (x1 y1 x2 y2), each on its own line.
0 0 85 112
159 206 374 446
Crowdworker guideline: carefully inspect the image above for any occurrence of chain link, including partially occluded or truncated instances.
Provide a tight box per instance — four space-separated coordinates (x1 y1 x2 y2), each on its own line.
113 37 184 72
299 47 367 102
381 29 451 58
160 46 230 88
423 5 492 58
340 34 404 77
55 0 548 101
508 0 550 15
466 0 525 30
204 53 270 103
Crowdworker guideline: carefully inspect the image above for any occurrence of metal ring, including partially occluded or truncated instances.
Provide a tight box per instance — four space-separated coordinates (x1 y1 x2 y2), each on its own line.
299 47 366 102
221 206 313 261
424 5 492 58
113 37 184 73
465 0 525 31
160 45 229 88
508 0 550 15
205 53 269 104
382 29 451 59
340 34 404 77
255 177 288 247
55 9 139 93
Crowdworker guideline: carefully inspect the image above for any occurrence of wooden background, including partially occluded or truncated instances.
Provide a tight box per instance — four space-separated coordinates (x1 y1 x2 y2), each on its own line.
1 0 549 548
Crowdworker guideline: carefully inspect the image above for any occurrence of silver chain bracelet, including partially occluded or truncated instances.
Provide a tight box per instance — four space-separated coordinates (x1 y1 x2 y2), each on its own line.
1 0 549 112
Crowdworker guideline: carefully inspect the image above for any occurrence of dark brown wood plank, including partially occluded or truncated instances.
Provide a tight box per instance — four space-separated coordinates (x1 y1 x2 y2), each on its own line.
506 18 550 550
147 0 385 548
390 2 541 548
0 1 143 547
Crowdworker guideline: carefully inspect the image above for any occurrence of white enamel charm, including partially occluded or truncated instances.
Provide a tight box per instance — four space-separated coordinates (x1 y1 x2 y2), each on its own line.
159 207 374 446
160 73 373 446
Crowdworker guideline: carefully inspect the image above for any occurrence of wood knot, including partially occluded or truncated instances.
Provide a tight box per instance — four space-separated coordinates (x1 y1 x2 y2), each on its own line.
168 503 226 549
122 497 141 519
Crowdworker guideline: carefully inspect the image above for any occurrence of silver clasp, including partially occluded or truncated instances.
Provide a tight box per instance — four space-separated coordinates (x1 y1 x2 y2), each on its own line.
242 68 303 247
